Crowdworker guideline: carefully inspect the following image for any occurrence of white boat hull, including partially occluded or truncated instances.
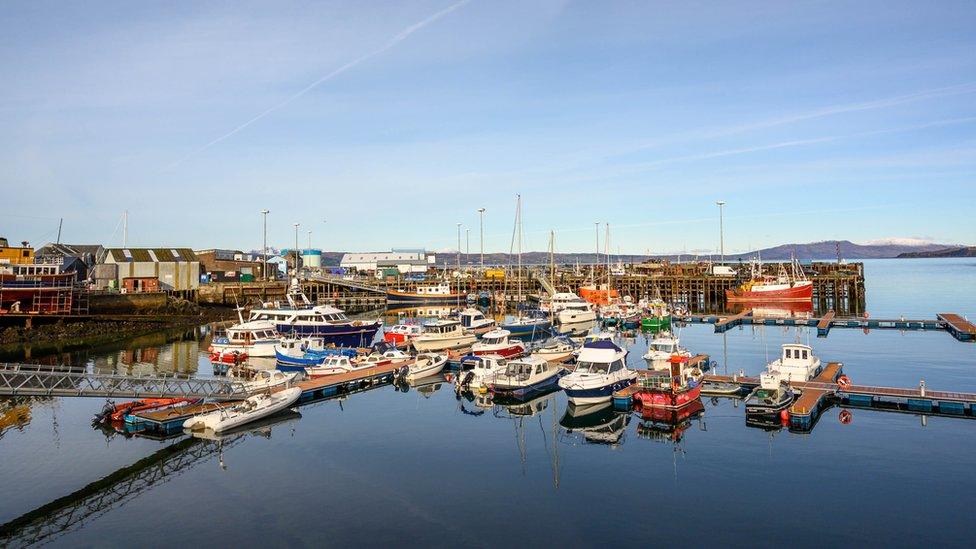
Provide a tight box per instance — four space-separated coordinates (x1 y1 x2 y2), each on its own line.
183 388 301 433
412 334 476 352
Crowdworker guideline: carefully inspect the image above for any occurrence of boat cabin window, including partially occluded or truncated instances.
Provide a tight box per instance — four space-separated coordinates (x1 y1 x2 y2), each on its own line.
575 361 609 374
608 359 624 373
535 364 545 374
785 349 792 359
802 350 808 359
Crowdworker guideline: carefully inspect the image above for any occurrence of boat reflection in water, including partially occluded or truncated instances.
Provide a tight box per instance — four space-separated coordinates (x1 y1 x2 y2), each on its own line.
395 373 448 398
492 386 559 418
558 401 630 447
731 300 814 320
634 399 705 444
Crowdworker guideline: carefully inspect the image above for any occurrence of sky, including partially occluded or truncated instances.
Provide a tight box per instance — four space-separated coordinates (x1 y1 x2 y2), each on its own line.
2 0 975 256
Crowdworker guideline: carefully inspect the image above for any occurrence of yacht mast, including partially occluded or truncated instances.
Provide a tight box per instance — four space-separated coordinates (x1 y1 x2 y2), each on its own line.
516 195 523 305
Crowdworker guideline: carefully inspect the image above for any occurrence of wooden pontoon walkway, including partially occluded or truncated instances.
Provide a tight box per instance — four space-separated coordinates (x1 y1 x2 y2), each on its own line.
681 310 972 341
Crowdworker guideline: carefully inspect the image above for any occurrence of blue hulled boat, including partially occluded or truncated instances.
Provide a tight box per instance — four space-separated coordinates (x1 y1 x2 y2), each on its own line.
248 280 381 348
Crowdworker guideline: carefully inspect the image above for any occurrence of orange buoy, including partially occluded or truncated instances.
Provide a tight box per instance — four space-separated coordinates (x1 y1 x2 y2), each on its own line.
780 409 790 421
839 409 853 424
837 375 852 389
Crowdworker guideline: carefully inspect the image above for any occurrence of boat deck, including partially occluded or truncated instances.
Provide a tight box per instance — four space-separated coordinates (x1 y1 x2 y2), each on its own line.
937 313 976 341
789 362 843 417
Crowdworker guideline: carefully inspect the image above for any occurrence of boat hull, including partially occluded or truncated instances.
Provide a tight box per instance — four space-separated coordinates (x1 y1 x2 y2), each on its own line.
633 383 702 410
726 282 812 302
274 321 381 347
412 335 476 352
385 290 465 304
561 377 637 404
471 344 524 358
500 320 552 336
490 371 563 400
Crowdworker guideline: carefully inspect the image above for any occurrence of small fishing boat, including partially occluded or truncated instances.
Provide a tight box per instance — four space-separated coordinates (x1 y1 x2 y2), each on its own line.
183 387 302 432
489 356 564 400
558 340 637 404
396 353 448 381
305 355 357 377
632 356 703 410
642 331 691 370
241 370 299 394
383 324 423 345
471 329 526 358
744 373 795 417
412 319 477 352
726 257 812 303
274 337 357 371
455 355 509 392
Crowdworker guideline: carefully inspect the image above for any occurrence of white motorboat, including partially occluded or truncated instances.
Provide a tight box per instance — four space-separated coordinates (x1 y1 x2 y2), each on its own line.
489 356 564 399
530 338 576 363
458 308 496 333
641 331 691 369
383 324 423 345
412 319 477 352
241 370 299 393
354 349 412 368
455 355 509 392
558 340 636 404
306 355 356 377
471 329 526 358
399 353 448 381
766 343 822 382
183 387 302 433
210 319 280 358
545 292 597 325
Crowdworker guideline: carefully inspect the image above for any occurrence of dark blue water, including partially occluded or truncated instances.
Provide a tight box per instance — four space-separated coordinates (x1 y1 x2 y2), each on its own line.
1 259 974 547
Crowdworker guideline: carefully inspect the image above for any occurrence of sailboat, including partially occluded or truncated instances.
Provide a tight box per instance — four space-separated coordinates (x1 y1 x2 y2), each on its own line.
499 195 551 337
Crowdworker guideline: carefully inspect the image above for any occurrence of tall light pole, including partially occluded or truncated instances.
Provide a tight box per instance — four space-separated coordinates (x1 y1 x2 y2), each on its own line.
456 223 462 273
477 208 486 270
293 222 300 276
716 201 726 264
261 209 269 280
307 230 312 251
465 228 470 264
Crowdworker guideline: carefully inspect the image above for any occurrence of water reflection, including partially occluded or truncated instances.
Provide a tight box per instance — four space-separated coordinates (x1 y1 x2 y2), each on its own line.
92 339 200 376
558 401 630 447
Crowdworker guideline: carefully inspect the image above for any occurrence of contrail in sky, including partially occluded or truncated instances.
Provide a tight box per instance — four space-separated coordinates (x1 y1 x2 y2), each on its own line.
168 0 471 169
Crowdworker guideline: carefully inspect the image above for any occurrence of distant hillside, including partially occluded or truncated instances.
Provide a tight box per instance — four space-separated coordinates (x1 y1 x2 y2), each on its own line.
897 246 976 258
299 240 957 267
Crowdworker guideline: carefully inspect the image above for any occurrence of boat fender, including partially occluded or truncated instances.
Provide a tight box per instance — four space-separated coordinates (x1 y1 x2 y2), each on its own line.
837 375 852 389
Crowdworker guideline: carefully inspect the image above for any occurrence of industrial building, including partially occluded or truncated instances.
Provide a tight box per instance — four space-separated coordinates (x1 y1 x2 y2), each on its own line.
95 248 200 291
339 249 434 274
34 243 104 281
195 249 266 282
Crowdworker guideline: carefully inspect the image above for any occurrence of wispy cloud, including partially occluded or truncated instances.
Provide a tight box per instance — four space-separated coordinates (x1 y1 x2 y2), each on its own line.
167 0 472 169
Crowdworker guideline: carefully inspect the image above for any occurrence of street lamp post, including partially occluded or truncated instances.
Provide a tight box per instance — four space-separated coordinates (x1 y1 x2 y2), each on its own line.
466 228 470 264
456 223 462 273
260 209 269 280
477 208 486 270
293 223 300 276
716 201 726 264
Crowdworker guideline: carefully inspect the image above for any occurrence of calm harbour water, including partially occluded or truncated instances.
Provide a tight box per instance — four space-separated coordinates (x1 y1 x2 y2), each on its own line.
1 259 974 547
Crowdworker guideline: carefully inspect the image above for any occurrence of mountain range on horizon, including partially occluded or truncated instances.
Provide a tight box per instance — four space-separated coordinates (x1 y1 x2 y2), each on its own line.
272 239 965 267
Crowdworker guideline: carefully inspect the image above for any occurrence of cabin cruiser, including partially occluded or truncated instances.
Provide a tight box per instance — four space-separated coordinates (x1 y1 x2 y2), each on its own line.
471 329 525 358
412 319 477 352
248 280 381 347
354 348 412 368
558 340 637 404
489 356 564 400
766 343 822 383
530 337 576 363
499 315 552 337
455 355 509 392
641 331 691 369
210 308 280 358
274 337 357 371
546 293 597 325
458 308 496 333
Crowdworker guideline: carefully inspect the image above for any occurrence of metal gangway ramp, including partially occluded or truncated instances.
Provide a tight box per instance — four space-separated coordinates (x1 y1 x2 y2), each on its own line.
307 275 386 294
532 271 557 297
0 364 249 400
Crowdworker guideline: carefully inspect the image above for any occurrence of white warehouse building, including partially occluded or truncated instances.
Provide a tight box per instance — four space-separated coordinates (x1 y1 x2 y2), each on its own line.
340 249 434 274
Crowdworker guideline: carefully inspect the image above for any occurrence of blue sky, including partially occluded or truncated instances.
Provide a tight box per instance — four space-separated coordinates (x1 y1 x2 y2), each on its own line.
3 0 974 255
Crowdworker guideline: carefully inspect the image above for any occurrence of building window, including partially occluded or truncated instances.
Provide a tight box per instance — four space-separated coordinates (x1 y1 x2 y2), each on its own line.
122 249 132 261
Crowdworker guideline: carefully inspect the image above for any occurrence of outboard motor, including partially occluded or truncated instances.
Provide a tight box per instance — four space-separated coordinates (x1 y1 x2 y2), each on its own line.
92 400 116 425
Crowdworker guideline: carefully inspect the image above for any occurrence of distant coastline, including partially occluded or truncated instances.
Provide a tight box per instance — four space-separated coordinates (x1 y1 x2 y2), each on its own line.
897 246 976 258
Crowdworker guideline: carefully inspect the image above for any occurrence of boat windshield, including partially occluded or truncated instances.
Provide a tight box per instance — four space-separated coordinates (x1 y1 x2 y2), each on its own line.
650 343 675 352
482 336 502 345
574 361 610 374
